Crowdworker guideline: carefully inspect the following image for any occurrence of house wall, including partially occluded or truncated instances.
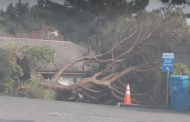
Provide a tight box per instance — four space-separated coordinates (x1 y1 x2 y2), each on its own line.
42 73 83 85
58 74 83 85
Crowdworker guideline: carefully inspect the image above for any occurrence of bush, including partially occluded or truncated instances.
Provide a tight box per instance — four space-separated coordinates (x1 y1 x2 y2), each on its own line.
0 42 55 98
17 78 55 100
172 63 190 75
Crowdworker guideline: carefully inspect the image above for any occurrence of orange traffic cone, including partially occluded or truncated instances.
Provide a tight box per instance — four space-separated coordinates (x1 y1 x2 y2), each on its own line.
121 84 133 105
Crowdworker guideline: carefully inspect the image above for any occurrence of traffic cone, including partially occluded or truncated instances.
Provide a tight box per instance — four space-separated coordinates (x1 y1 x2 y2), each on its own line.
121 84 134 105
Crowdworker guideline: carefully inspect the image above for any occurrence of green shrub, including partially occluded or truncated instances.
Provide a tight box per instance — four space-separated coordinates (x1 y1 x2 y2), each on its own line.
17 78 55 100
172 63 190 75
0 42 55 98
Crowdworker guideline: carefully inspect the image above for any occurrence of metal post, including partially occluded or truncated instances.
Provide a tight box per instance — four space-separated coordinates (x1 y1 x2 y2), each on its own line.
166 72 169 106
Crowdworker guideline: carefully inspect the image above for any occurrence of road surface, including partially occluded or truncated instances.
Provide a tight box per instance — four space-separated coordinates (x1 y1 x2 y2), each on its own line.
0 96 189 122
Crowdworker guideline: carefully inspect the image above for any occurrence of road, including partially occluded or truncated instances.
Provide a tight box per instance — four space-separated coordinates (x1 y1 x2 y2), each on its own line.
0 96 189 122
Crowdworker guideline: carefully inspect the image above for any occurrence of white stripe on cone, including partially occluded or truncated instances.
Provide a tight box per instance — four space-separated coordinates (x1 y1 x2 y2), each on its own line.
126 91 130 94
126 86 130 89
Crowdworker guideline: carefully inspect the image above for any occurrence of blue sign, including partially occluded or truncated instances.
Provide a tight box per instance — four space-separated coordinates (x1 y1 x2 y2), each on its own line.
162 53 174 72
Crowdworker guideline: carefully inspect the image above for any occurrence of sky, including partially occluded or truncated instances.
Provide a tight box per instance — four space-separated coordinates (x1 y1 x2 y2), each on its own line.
147 0 164 11
0 0 64 10
0 0 164 11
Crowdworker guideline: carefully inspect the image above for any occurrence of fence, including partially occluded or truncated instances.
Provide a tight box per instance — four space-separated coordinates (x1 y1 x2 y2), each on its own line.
172 42 190 65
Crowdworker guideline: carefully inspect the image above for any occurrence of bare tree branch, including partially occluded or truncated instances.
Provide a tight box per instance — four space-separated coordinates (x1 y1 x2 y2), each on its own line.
118 80 126 88
106 30 137 54
111 90 124 101
81 86 100 93
80 90 100 104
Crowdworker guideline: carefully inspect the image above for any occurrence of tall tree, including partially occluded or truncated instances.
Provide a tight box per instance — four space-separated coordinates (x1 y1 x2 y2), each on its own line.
63 0 149 42
1 0 149 43
0 0 44 34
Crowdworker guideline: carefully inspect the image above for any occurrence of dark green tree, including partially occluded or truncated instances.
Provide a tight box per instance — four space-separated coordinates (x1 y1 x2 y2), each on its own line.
0 0 150 43
0 0 44 34
32 0 149 43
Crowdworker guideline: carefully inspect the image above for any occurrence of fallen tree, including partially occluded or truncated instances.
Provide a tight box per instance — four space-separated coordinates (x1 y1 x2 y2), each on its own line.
38 28 160 104
38 8 190 105
0 7 187 105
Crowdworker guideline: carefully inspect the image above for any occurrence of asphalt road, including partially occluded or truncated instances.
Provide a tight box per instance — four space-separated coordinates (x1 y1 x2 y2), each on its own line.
0 96 190 122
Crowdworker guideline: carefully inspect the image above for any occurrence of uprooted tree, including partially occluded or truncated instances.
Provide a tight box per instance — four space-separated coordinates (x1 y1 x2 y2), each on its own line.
38 8 190 105
1 8 190 105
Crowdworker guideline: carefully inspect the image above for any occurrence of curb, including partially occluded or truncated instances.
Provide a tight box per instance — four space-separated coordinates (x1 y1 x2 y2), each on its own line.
119 104 169 109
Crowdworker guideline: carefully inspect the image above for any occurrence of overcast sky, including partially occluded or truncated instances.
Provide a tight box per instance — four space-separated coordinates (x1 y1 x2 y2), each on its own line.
0 0 164 11
0 0 64 10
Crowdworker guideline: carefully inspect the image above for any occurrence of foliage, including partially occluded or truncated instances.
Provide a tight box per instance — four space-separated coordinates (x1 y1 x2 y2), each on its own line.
160 0 190 18
172 63 190 75
0 0 44 34
0 0 149 43
4 42 56 68
0 42 55 96
0 48 23 95
161 0 190 5
17 78 55 100
84 8 190 105
0 0 65 41
1 0 190 43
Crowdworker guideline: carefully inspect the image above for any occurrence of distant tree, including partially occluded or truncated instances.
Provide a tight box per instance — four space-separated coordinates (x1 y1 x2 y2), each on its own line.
161 0 190 5
0 0 44 34
32 0 149 43
160 0 190 17
5 2 17 21
0 0 150 43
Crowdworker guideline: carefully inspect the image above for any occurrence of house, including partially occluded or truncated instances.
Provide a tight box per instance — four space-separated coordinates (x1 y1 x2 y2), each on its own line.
0 37 95 85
